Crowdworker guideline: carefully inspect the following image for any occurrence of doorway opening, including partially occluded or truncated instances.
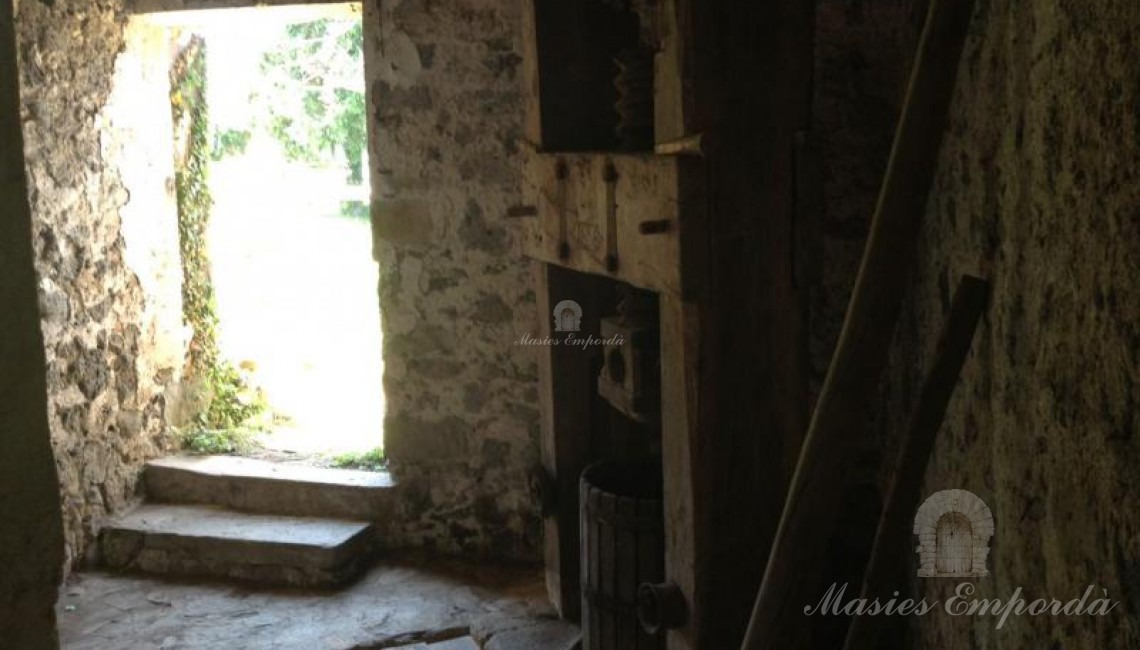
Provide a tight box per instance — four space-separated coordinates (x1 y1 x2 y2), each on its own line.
147 4 383 467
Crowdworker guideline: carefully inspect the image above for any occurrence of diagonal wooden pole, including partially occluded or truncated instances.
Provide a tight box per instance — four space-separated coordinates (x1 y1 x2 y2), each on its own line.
842 275 989 650
739 0 978 647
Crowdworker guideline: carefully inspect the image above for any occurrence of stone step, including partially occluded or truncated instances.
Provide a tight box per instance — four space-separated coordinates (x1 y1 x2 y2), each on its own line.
101 504 375 587
145 455 397 521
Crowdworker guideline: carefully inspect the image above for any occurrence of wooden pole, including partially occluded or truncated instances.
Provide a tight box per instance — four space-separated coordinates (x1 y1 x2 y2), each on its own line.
842 275 989 650
739 0 977 647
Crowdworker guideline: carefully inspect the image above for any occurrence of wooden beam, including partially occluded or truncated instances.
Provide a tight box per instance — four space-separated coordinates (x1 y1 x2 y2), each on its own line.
520 0 543 147
679 0 816 645
654 0 696 144
522 153 688 296
842 275 988 650
659 294 700 650
739 0 977 647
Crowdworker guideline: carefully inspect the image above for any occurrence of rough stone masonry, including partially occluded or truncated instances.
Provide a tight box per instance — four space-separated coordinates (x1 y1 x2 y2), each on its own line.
13 0 545 572
811 1 1140 647
895 1 1140 646
15 0 182 570
365 0 542 560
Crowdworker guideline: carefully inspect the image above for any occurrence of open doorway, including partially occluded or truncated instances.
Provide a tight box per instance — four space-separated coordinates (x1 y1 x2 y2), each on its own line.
156 4 383 468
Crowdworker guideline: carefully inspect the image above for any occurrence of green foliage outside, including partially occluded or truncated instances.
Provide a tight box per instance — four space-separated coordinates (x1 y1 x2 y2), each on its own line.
329 448 386 472
181 426 260 455
228 19 367 186
171 38 268 454
339 200 369 220
211 128 252 160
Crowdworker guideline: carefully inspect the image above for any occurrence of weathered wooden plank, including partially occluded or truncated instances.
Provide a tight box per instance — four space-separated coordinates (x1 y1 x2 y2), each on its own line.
519 0 543 147
842 276 988 650
740 1 978 647
654 0 695 143
675 0 817 645
658 295 699 650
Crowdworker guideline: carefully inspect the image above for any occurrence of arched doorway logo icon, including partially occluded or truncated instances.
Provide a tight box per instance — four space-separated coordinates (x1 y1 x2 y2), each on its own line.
553 299 582 332
914 489 994 578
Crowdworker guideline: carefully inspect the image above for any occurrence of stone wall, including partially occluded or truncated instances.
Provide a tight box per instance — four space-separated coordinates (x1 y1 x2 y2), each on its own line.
16 0 182 570
896 1 1140 646
815 0 1139 647
364 0 541 560
16 0 541 571
106 19 187 407
0 1 66 646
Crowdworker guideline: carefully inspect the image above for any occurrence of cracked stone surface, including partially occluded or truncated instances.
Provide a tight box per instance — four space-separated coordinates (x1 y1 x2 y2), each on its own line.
57 554 561 650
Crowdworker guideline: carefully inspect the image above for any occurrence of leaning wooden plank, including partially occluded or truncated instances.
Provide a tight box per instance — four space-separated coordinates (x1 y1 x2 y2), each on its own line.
842 275 989 650
739 0 978 647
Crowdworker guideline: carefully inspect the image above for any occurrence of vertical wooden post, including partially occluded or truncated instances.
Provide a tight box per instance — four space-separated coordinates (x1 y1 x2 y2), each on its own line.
659 294 700 650
740 1 977 647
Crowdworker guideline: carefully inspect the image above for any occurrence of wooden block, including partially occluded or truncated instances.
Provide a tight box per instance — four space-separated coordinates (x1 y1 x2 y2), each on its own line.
522 153 689 295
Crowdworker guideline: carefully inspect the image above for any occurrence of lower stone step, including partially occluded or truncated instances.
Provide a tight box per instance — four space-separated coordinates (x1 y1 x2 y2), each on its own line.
101 504 375 587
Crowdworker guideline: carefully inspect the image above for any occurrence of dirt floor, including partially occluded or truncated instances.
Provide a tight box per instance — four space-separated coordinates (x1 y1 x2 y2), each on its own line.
57 554 578 649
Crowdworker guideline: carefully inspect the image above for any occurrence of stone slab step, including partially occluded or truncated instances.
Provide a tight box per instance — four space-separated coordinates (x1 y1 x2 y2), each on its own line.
101 504 375 587
145 455 397 520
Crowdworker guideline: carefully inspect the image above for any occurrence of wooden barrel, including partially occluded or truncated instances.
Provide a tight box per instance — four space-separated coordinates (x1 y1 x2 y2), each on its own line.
580 457 665 650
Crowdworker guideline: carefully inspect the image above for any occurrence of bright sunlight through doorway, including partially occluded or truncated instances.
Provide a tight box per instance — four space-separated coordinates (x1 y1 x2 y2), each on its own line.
190 6 382 464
